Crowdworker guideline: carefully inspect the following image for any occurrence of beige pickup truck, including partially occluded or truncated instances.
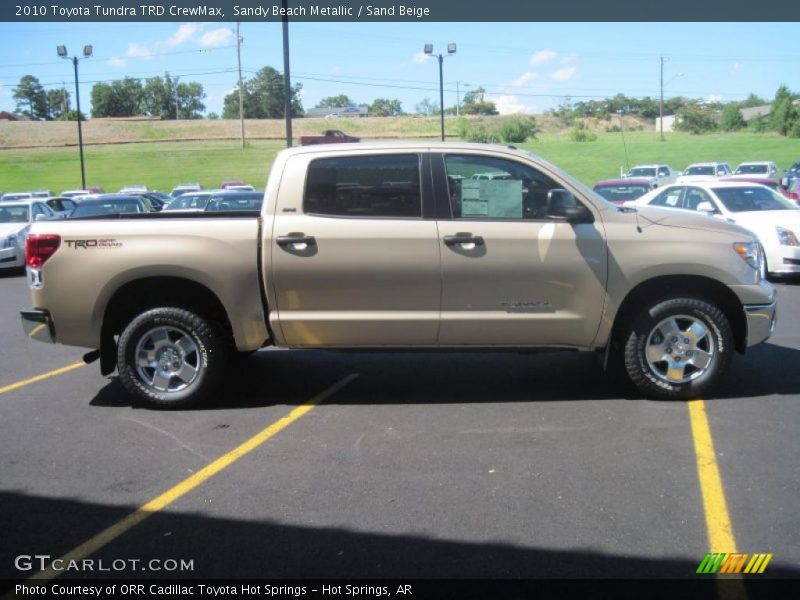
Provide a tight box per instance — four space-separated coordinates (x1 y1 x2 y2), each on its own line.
21 143 777 408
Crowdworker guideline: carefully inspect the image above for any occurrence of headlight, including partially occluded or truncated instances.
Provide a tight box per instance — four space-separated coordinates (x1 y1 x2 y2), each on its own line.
2 234 18 248
733 242 762 270
776 226 799 246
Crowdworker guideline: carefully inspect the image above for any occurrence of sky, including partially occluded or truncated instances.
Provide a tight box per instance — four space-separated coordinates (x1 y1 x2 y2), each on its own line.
0 21 798 117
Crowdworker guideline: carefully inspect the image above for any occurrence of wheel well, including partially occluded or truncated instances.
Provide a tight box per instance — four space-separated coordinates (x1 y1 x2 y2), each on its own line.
99 277 234 374
609 275 747 357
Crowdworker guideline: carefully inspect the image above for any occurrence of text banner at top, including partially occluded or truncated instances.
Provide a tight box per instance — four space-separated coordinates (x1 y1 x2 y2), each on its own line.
3 0 799 22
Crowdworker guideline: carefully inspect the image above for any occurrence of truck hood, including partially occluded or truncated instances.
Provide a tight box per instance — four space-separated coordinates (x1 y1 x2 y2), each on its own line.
634 205 753 238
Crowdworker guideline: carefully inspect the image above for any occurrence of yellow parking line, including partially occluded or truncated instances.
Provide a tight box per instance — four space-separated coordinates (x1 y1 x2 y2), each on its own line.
0 361 86 396
688 399 737 553
26 373 359 583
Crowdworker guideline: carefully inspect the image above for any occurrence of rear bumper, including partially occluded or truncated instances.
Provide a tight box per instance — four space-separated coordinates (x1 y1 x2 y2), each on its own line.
20 308 56 344
744 301 776 347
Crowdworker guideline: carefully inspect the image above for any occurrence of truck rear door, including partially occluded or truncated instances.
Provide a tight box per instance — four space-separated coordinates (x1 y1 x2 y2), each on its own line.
270 151 441 346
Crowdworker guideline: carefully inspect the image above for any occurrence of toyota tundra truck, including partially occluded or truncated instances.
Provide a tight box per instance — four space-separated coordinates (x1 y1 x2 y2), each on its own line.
20 143 777 408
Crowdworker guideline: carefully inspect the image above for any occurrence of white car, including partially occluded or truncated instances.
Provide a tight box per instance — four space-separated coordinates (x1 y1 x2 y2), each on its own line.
120 185 148 194
629 181 800 277
0 200 58 271
60 189 92 199
625 164 678 187
1 192 33 202
677 162 732 183
731 161 780 183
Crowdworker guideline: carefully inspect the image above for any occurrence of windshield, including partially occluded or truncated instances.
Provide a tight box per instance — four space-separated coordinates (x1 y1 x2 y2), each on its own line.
164 194 211 210
685 166 715 176
72 202 142 218
0 205 30 223
594 184 651 203
628 167 657 177
735 164 768 175
712 186 797 212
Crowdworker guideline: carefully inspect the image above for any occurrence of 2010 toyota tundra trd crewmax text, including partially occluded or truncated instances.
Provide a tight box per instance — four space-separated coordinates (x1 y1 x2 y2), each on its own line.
21 143 777 408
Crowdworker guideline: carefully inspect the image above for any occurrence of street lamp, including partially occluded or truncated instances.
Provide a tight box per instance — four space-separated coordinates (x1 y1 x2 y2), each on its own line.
58 44 92 189
423 42 456 142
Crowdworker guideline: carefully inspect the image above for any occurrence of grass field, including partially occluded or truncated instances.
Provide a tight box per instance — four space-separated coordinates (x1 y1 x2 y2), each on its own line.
1 127 797 192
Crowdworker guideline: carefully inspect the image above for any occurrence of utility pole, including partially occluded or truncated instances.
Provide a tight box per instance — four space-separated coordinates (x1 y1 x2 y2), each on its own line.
282 0 293 147
174 76 180 120
236 22 245 149
456 81 460 117
72 57 86 188
659 56 664 142
62 81 68 114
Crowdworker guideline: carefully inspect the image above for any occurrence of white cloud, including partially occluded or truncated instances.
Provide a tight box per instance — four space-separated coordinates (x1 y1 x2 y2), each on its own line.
707 94 723 103
529 50 557 66
106 57 127 68
550 67 577 81
166 23 201 47
412 51 429 64
494 95 537 115
199 27 233 48
512 72 538 87
126 43 155 60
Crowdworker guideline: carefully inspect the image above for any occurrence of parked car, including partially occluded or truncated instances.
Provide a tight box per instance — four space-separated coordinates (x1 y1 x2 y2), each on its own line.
629 182 800 278
592 178 656 205
43 197 78 218
30 190 53 198
677 162 732 183
119 185 149 194
1 192 33 202
225 185 256 192
60 190 92 199
22 142 776 409
299 130 361 145
624 164 678 187
205 191 263 212
782 160 800 188
170 183 202 198
162 191 216 213
0 200 58 271
718 177 799 203
69 194 156 218
220 180 245 189
731 161 780 182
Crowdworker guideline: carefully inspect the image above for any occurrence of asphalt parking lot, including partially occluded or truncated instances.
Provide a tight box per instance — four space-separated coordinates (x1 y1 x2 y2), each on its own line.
1 269 798 583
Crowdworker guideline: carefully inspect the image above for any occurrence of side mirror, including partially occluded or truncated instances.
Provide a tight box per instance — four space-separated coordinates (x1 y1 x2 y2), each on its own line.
696 201 716 214
35 213 47 221
547 189 594 223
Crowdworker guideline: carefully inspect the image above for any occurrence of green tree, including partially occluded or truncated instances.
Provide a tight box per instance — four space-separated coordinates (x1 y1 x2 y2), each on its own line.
369 98 403 117
176 81 206 119
91 78 144 117
142 74 178 119
675 103 718 134
316 95 355 108
720 103 746 132
12 75 48 120
46 88 70 120
770 85 798 136
461 87 498 116
222 66 304 119
415 98 436 116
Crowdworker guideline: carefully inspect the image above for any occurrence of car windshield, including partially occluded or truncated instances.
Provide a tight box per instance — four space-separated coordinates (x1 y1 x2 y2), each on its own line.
735 164 768 175
71 201 142 217
685 166 715 176
0 205 30 223
593 184 651 202
164 194 211 210
712 186 797 212
628 167 657 177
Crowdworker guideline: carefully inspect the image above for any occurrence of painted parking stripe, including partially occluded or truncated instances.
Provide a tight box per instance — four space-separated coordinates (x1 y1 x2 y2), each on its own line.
0 361 86 396
24 373 359 583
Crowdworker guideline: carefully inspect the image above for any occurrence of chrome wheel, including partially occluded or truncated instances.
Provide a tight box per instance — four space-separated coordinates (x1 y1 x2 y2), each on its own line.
644 314 716 384
134 326 200 392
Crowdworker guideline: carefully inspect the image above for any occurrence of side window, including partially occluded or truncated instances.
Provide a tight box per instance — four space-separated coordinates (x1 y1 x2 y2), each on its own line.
658 167 670 177
31 203 45 217
684 187 714 211
304 154 421 218
444 154 561 219
649 187 685 208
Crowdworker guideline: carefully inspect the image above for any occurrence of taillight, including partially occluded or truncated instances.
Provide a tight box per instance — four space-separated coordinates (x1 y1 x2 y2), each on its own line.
26 234 61 268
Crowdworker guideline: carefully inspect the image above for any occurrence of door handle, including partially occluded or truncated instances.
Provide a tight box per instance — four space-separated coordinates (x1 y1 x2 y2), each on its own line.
443 234 484 246
276 235 316 247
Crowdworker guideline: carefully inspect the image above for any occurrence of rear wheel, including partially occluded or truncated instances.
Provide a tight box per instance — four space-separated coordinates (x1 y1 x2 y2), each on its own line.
117 307 229 409
623 297 733 400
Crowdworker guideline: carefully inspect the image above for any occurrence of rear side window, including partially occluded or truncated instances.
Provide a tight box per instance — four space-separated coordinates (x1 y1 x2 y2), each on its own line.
304 154 421 218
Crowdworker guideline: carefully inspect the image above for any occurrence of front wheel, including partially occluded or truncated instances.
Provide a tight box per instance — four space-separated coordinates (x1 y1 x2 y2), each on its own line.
117 307 229 409
623 298 734 400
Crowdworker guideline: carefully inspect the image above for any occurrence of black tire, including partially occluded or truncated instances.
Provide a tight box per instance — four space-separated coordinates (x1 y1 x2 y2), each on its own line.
623 297 734 400
117 307 229 409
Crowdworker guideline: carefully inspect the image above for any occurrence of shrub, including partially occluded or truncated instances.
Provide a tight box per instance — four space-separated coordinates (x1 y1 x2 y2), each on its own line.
569 121 598 142
497 115 540 143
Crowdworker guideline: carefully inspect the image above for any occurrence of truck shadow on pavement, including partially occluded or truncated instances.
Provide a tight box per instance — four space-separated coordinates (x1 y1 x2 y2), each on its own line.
90 342 800 410
2 491 799 583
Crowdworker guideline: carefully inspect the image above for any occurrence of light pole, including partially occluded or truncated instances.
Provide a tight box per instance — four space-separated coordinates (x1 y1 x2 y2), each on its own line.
423 43 456 142
57 44 92 189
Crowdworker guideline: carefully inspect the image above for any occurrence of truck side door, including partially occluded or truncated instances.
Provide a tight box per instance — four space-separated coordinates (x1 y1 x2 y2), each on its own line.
433 152 608 347
270 151 442 347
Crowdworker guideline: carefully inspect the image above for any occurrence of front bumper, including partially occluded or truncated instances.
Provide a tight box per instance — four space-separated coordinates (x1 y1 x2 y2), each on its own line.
744 301 777 347
20 308 56 344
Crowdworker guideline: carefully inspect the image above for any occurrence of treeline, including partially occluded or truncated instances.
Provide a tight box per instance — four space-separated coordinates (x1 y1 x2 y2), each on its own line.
91 73 205 119
11 75 78 120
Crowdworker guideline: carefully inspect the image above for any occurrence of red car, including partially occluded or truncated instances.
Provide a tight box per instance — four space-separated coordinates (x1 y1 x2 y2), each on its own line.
592 178 656 205
718 177 799 204
220 180 245 189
